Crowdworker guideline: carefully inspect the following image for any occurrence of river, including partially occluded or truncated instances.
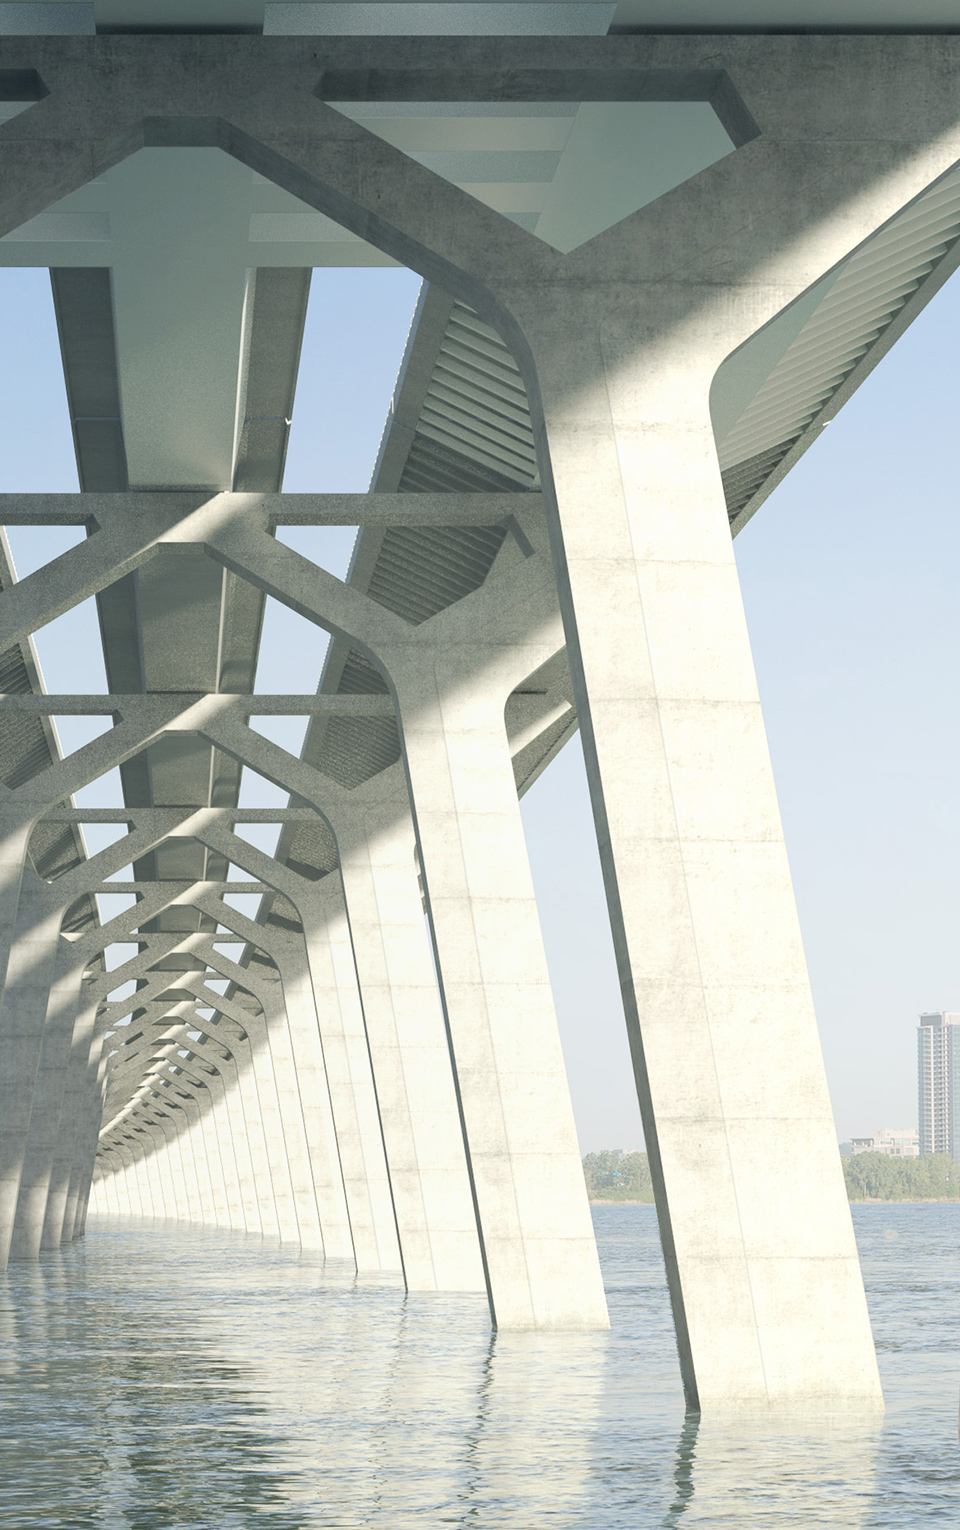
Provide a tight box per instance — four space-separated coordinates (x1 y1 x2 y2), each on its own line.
0 1202 956 1527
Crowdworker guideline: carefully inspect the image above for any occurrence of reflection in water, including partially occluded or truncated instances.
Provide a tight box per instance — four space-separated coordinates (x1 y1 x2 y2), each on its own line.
669 1416 884 1528
0 1205 957 1527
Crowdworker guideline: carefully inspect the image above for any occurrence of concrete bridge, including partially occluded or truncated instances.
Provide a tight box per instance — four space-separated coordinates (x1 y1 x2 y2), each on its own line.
0 0 953 1415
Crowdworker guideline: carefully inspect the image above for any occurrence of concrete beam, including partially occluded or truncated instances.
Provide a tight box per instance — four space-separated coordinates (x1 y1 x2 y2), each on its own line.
0 492 537 526
0 694 395 715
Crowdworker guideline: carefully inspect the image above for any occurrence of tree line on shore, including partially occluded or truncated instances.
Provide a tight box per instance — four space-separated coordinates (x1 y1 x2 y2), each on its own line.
583 1149 960 1202
582 1150 654 1202
842 1150 960 1200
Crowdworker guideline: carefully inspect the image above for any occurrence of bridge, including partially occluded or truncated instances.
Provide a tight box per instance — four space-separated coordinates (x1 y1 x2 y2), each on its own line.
0 0 954 1415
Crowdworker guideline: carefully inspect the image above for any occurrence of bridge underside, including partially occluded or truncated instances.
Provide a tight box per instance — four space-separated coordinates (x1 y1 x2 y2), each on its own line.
0 18 954 1413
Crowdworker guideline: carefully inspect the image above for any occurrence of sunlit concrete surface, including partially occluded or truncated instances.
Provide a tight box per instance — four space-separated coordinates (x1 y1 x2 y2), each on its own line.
1 3 959 1414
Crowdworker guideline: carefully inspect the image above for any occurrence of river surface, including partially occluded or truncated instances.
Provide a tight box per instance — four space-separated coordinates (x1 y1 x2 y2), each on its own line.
0 1203 957 1527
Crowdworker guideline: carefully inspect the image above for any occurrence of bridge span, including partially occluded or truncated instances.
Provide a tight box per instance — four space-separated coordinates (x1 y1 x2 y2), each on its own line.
0 5 954 1413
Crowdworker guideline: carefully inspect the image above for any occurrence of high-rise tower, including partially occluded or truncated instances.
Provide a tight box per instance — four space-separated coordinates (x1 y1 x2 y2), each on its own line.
917 1013 960 1160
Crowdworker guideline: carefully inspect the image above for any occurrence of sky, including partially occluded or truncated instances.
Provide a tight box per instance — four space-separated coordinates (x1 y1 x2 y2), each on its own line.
1 250 958 1154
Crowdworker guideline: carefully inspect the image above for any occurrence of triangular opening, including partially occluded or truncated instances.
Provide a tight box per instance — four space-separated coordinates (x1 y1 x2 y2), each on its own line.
102 863 134 883
0 269 80 493
226 859 263 883
237 761 292 810
79 823 130 857
50 715 114 759
283 266 423 492
212 941 245 962
105 979 137 1005
101 938 139 971
31 597 109 694
5 526 85 582
220 892 263 920
72 767 126 810
230 822 283 858
252 597 331 695
247 715 310 759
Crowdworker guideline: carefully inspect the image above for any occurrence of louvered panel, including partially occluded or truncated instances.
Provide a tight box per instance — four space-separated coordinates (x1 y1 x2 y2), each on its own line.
741 313 897 390
434 343 528 400
1 724 57 791
419 394 536 461
398 458 481 492
338 650 390 695
372 553 492 619
766 278 931 368
719 364 860 463
311 717 402 789
438 341 528 401
432 361 530 423
720 166 960 518
724 279 933 448
447 308 524 371
718 165 960 504
29 822 87 885
817 242 947 302
416 414 536 483
282 297 534 834
836 197 960 272
277 819 339 882
427 377 536 449
417 406 534 469
399 437 528 492
441 331 527 391
777 270 935 357
366 525 509 623
721 441 800 518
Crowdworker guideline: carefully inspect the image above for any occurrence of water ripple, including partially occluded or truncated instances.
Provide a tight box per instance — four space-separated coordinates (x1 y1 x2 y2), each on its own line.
0 1203 956 1527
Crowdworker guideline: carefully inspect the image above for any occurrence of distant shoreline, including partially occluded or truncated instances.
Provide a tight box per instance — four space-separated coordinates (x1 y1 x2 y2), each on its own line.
850 1196 960 1204
591 1196 960 1205
589 1198 654 1206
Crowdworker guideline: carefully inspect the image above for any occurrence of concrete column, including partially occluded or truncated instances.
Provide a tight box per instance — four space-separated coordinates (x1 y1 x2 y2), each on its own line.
272 925 373 1263
174 1088 219 1226
506 288 882 1404
389 590 607 1328
192 801 464 1281
203 1078 246 1231
231 969 324 1248
192 1043 262 1234
41 984 100 1249
187 962 315 1246
191 878 385 1269
218 1018 283 1238
9 949 87 1259
152 1107 189 1221
186 1071 234 1228
95 1158 116 1214
113 1142 140 1217
199 519 604 1328
1 884 67 1263
65 1051 109 1238
130 1147 156 1221
74 1057 109 1239
314 889 403 1270
328 770 485 1293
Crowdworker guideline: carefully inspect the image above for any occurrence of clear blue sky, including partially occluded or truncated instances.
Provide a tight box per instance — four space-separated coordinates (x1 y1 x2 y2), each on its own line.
1 256 955 1152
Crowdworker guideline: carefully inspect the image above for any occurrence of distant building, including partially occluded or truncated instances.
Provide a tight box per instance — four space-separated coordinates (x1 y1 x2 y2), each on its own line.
849 1128 920 1158
917 1012 960 1161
